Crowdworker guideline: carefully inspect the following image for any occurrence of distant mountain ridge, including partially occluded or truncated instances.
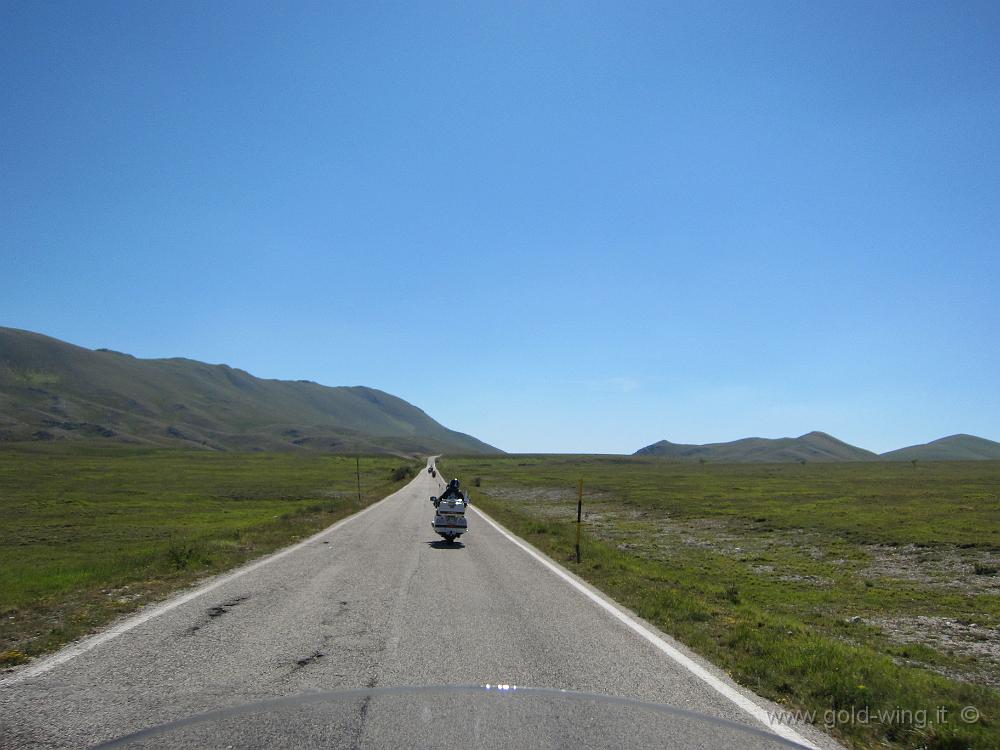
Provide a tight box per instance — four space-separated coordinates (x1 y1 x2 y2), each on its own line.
0 327 500 456
635 431 1000 462
635 431 878 462
880 434 1000 461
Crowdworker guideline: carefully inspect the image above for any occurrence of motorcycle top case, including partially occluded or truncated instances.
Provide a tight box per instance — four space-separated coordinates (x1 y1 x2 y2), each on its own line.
436 497 467 514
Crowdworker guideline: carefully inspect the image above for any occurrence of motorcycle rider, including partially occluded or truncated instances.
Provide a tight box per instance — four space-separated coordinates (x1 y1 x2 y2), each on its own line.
433 478 470 509
440 478 464 501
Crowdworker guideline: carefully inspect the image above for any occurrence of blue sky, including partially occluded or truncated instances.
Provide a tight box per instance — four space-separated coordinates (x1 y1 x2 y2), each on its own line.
2 1 998 453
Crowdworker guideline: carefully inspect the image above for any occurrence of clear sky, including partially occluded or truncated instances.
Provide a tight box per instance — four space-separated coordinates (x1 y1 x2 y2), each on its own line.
2 1 998 454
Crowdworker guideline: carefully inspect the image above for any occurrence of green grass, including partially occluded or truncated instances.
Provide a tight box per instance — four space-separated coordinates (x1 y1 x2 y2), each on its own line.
441 455 1000 750
0 445 421 665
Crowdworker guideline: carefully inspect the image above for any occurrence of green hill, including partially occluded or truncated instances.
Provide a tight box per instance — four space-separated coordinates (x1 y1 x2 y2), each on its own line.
634 431 877 462
0 327 499 456
880 434 1000 461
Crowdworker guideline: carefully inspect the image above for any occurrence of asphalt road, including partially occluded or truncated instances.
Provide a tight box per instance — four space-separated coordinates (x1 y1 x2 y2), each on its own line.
0 460 838 749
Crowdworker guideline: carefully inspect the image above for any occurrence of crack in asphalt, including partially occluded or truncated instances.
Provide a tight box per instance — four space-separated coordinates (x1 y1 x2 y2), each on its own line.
350 675 379 750
207 595 249 618
295 651 325 668
183 595 250 636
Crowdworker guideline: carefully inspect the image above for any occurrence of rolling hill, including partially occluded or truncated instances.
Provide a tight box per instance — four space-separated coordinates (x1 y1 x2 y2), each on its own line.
634 431 878 462
0 327 499 456
880 434 1000 461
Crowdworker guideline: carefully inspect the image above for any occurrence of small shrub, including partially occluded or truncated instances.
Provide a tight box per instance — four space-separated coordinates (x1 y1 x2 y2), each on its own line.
0 649 29 666
390 465 415 482
686 609 712 623
167 543 198 570
973 563 998 576
474 477 481 487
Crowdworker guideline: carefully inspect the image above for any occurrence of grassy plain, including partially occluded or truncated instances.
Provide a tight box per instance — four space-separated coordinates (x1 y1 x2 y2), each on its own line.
0 445 420 666
440 455 1000 750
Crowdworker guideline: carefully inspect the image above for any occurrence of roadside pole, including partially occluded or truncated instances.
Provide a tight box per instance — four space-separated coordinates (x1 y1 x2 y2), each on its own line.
356 456 362 504
576 479 583 563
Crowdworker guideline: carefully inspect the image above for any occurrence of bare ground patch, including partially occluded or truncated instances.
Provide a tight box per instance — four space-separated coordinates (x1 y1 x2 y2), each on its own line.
861 544 1000 595
871 615 1000 689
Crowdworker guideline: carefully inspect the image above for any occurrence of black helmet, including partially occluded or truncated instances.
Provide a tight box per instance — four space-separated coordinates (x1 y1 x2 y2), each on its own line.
449 478 460 489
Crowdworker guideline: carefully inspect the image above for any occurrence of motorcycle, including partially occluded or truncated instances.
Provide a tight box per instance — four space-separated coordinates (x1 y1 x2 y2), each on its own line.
430 492 468 542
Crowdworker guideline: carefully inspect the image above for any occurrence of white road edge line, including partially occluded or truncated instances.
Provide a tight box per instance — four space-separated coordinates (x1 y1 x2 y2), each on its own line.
472 506 820 750
0 484 405 688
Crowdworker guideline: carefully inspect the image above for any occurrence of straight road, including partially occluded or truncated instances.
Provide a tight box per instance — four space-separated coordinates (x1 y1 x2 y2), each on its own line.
1 461 836 749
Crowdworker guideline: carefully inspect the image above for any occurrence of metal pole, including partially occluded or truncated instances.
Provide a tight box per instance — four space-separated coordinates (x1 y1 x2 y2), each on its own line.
576 479 582 563
356 456 362 504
